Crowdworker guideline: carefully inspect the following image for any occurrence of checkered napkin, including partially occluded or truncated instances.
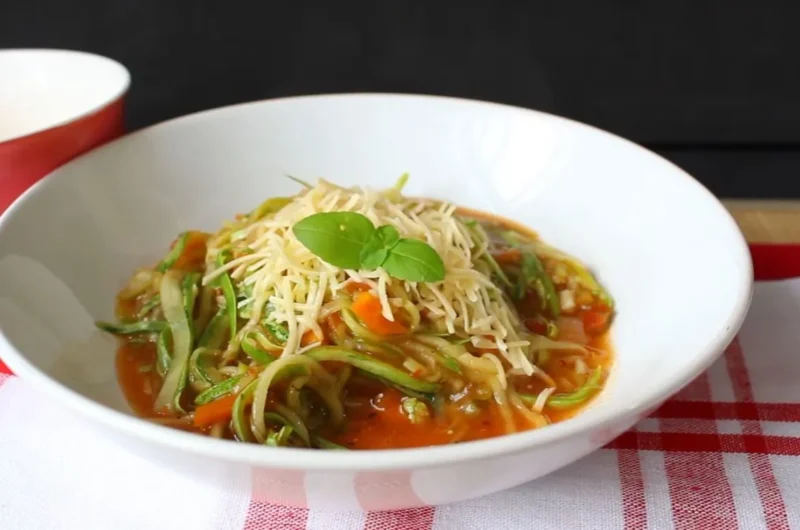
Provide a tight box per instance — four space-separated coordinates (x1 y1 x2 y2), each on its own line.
0 251 798 529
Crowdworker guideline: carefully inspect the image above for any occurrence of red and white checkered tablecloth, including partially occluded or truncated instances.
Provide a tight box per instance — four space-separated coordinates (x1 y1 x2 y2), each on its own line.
0 244 798 530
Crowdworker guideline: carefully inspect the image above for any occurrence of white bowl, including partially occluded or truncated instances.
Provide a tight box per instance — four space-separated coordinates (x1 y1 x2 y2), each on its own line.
0 94 752 510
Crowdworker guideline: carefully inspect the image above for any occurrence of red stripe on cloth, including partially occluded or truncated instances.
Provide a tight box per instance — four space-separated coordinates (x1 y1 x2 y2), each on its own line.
363 507 435 530
356 470 435 530
725 339 756 405
664 449 738 530
725 339 791 529
242 503 308 530
658 369 736 530
0 358 9 375
245 468 308 529
657 417 728 435
654 400 800 422
656 377 737 530
617 447 647 530
607 431 800 456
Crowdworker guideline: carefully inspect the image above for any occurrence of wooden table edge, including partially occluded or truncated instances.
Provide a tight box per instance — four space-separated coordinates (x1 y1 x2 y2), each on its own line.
724 199 800 244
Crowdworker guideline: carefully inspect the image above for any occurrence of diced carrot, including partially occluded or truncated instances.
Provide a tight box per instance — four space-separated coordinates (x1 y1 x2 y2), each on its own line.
593 301 612 313
492 249 521 265
193 394 237 428
327 312 344 329
301 328 326 346
351 292 408 335
344 282 372 294
174 231 210 271
581 310 611 335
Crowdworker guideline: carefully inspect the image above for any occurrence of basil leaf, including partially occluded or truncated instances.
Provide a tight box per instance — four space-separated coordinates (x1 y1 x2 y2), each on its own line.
382 239 445 282
360 225 401 270
292 212 376 269
293 212 446 283
360 247 388 270
376 225 400 248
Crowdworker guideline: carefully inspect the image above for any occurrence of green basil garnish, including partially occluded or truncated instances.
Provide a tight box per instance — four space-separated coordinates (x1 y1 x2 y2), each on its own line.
359 225 401 270
292 212 376 270
292 212 445 282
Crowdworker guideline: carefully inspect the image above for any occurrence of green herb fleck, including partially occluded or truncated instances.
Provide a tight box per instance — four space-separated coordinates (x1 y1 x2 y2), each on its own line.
286 175 312 189
402 397 430 424
266 425 294 447
264 319 289 344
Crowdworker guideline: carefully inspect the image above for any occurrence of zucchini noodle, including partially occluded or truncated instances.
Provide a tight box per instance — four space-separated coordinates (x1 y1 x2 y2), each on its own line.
99 177 614 449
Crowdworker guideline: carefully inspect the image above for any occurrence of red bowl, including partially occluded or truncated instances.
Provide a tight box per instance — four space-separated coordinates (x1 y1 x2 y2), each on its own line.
0 49 130 213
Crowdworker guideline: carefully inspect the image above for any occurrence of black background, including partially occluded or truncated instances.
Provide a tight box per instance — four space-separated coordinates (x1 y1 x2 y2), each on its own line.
3 1 800 197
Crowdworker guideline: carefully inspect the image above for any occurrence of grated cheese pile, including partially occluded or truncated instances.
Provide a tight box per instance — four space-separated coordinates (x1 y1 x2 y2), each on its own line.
202 180 534 374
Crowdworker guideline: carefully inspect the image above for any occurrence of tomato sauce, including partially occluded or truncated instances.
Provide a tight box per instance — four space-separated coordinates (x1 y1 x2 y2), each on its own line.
116 341 161 417
112 213 614 449
318 383 514 449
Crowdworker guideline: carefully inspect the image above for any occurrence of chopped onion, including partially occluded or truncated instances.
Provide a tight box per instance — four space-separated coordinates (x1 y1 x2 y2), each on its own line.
555 316 588 344
574 357 588 375
403 357 424 375
559 290 576 313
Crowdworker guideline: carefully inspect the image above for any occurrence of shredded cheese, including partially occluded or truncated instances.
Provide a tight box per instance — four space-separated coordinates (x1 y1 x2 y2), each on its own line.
203 179 532 372
533 387 556 413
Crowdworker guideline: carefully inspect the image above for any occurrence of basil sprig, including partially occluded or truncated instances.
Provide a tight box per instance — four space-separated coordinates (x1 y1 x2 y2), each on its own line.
292 212 445 282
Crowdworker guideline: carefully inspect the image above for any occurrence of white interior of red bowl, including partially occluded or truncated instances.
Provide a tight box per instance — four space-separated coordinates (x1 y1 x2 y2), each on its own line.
0 94 751 470
0 49 129 143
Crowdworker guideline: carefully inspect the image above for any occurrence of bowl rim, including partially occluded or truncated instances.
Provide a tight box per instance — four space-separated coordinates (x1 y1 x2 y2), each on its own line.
0 93 754 471
0 48 131 146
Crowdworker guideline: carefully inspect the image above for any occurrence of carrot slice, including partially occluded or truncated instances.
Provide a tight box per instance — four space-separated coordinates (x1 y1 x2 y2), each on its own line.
491 249 521 265
581 309 611 335
193 394 237 428
351 292 408 335
174 231 209 271
344 282 372 294
301 329 326 346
